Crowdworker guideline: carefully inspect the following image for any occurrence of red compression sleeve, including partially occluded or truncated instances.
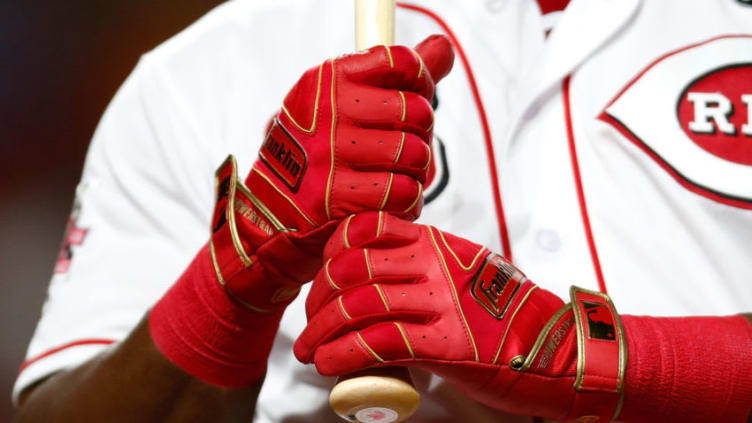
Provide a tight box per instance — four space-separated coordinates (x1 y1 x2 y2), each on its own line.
149 244 282 388
620 315 752 423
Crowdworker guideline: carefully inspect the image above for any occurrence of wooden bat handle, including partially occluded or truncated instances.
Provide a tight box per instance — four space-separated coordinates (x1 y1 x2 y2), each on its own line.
355 0 395 50
329 367 419 423
329 2 420 422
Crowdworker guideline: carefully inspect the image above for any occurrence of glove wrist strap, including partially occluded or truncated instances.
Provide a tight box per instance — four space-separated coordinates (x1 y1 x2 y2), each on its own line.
210 155 299 312
566 286 627 422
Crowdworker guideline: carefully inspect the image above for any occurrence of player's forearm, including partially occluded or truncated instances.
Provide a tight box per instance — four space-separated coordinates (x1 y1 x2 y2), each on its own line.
14 315 262 423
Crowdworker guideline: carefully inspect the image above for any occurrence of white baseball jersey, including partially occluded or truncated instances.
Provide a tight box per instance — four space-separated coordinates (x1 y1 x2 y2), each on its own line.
14 0 752 421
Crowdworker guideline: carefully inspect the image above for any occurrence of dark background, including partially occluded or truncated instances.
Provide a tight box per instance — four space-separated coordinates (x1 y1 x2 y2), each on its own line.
0 1 224 419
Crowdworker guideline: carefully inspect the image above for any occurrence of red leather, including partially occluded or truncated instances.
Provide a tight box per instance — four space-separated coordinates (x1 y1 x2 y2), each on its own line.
294 213 600 421
149 37 453 389
246 34 454 247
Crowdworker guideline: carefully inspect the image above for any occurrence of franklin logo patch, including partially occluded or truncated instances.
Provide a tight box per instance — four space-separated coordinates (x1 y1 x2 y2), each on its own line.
260 119 307 192
600 35 752 209
470 254 524 320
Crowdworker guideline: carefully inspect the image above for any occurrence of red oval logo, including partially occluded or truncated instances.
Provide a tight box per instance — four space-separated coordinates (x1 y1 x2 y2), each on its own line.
676 64 752 166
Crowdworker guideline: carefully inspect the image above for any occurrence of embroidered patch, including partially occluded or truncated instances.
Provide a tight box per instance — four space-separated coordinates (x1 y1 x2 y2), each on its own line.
55 197 88 274
259 119 307 192
582 301 616 341
470 254 524 320
600 35 752 209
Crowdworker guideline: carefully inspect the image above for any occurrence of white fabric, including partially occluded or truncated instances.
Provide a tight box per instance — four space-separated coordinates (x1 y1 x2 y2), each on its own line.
14 0 752 421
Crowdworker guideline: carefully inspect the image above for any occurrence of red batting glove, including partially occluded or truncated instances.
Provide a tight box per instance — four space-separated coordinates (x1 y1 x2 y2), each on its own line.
149 37 455 389
294 212 752 422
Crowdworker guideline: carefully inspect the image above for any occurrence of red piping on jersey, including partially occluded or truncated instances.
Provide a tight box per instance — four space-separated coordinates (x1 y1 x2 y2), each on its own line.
19 339 116 373
397 2 513 260
563 76 607 294
536 0 571 15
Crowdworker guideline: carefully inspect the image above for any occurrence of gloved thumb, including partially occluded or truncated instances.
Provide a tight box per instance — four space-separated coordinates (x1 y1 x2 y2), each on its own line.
414 34 454 84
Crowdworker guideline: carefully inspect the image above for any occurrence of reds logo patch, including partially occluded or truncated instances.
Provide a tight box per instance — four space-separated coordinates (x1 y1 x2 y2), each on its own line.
600 35 752 209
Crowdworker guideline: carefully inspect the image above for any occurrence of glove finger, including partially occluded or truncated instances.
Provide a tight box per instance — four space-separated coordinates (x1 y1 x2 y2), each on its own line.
323 212 421 260
329 170 423 220
310 321 426 376
296 283 432 363
380 173 423 219
339 45 433 99
308 242 425 315
413 34 454 85
337 129 431 183
338 85 434 141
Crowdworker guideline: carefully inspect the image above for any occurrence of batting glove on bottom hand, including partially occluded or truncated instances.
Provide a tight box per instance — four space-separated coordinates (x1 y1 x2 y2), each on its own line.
294 212 752 423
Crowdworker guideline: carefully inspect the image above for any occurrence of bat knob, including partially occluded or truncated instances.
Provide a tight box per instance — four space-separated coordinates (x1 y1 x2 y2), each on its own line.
329 367 420 423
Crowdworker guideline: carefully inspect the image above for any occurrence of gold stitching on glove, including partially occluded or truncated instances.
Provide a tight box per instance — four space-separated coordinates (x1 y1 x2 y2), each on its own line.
426 111 434 133
364 249 374 280
338 296 352 320
325 259 341 290
437 229 486 271
403 182 423 214
374 284 390 312
393 132 406 164
325 58 337 220
281 63 324 134
379 173 395 210
394 322 415 359
427 226 479 362
408 47 424 78
357 332 384 362
343 214 355 249
384 45 394 68
211 239 274 313
399 91 407 122
516 300 568 370
376 211 384 237
423 141 432 170
251 168 317 227
492 285 539 365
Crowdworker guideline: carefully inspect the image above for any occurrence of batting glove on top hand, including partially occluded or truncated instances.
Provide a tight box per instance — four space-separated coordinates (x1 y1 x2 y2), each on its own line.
213 34 455 308
150 37 454 389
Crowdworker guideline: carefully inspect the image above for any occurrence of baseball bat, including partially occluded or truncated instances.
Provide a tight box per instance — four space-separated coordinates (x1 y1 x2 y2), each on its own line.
327 2 421 422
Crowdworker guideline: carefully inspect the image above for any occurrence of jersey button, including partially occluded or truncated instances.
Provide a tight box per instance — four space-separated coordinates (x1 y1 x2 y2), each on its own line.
536 229 561 252
485 0 506 13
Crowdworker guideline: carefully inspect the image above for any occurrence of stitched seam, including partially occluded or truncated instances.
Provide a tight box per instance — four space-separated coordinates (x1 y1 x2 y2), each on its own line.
427 226 479 361
394 322 416 358
325 259 341 290
437 229 486 270
252 168 317 226
491 285 539 365
364 248 374 279
356 332 384 362
325 59 337 220
379 173 395 210
338 296 352 320
343 214 354 249
374 284 390 311
281 63 324 133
